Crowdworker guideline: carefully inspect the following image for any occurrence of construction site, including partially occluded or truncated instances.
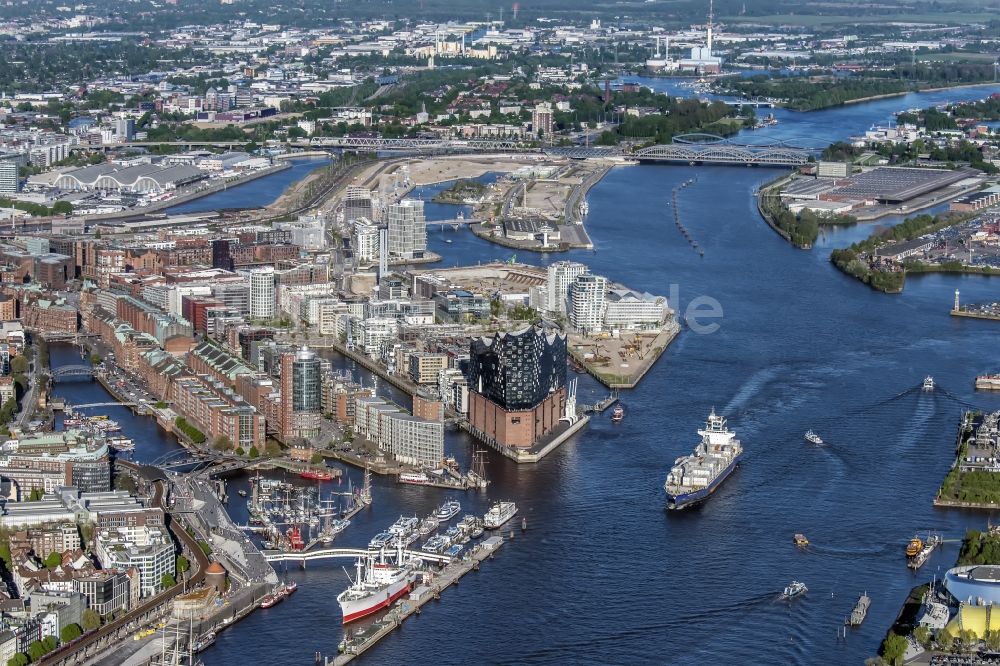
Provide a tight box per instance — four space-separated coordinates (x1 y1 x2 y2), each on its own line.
567 324 681 389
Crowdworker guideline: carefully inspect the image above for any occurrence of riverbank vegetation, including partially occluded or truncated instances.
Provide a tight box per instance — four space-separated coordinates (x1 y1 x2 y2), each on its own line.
433 179 487 203
714 64 998 112
758 181 858 249
958 529 1000 566
830 211 972 293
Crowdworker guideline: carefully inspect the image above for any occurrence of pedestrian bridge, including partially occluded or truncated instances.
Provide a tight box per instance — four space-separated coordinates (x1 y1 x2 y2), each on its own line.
262 547 452 565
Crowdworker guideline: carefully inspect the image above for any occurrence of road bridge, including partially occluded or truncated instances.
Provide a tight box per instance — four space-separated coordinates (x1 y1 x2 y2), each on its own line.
426 217 479 229
71 401 139 408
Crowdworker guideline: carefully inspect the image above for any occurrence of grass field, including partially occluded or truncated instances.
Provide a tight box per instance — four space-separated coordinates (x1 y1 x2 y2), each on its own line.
723 12 996 26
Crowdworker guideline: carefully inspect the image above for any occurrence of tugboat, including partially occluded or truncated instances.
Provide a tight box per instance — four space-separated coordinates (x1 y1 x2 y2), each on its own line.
905 537 924 558
804 430 824 445
781 581 808 599
611 405 624 423
923 376 935 391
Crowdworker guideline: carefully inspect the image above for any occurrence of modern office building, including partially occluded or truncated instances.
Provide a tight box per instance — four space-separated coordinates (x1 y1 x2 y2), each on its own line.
386 199 427 260
466 327 568 450
279 347 322 442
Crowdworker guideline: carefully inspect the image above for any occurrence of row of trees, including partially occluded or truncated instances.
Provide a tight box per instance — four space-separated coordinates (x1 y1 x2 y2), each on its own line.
715 73 911 111
173 416 207 445
0 198 73 218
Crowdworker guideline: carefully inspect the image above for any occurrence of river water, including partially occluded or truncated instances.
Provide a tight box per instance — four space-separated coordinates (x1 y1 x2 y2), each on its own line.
163 157 332 215
47 82 1000 665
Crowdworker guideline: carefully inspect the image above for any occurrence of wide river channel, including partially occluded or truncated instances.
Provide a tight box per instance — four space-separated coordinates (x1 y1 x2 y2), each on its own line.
50 81 1000 665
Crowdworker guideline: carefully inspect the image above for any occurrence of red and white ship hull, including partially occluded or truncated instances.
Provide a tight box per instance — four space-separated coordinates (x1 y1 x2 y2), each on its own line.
339 578 412 624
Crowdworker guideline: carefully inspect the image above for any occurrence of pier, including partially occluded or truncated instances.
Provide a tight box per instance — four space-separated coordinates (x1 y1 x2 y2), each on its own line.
330 537 505 665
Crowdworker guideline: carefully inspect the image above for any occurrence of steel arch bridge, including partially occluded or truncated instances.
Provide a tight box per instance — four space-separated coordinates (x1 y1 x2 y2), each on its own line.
50 365 96 380
633 134 815 167
307 136 536 152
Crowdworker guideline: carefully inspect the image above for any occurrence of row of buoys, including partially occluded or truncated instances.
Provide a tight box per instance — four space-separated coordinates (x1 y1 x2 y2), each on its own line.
671 179 705 257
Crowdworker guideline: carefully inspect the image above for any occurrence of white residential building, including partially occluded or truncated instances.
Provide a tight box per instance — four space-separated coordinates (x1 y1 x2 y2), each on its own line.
353 218 380 264
545 261 588 315
568 273 608 333
603 289 671 330
387 199 427 259
94 526 174 597
243 267 276 320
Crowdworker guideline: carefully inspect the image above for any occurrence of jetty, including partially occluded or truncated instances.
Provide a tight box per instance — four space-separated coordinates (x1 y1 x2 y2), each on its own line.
330 536 505 664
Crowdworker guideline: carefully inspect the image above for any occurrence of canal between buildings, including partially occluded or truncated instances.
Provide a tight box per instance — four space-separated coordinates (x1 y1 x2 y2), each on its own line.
47 82 1000 665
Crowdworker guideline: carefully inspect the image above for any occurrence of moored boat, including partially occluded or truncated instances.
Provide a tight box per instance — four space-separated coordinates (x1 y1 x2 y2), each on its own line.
611 405 624 423
905 537 924 558
976 374 1000 391
418 517 439 536
433 499 461 521
398 472 432 485
337 547 416 624
300 467 334 481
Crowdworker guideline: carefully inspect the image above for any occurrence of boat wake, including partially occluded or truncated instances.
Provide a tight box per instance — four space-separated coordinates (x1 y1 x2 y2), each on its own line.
937 386 993 411
846 385 921 415
804 542 897 558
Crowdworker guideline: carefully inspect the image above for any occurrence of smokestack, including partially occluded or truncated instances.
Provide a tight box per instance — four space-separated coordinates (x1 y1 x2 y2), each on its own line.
707 0 714 53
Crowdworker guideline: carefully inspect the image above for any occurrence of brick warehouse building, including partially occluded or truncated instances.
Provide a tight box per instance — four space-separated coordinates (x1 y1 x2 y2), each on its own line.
466 327 567 450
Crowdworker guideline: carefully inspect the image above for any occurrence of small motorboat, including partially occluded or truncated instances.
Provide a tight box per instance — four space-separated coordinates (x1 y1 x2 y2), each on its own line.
804 430 824 445
793 533 809 547
782 581 808 599
923 376 935 391
611 405 624 423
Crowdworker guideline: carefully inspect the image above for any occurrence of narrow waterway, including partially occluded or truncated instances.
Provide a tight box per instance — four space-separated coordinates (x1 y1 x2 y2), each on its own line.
46 83 1000 665
163 157 332 215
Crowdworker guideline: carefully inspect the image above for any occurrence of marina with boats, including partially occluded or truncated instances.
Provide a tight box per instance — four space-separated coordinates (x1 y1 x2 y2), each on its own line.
244 470 372 552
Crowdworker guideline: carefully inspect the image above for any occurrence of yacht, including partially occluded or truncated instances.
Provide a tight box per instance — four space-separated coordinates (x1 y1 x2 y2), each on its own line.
804 430 824 445
923 376 935 391
782 581 808 599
